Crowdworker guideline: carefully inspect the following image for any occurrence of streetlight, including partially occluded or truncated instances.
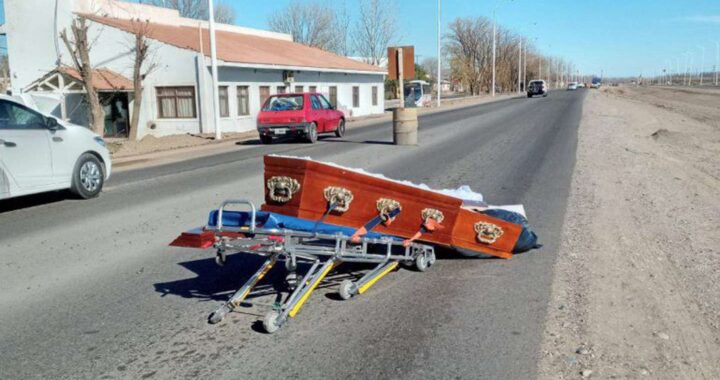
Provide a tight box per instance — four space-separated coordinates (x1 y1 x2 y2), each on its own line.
517 38 522 93
437 0 441 107
208 0 222 140
492 9 496 97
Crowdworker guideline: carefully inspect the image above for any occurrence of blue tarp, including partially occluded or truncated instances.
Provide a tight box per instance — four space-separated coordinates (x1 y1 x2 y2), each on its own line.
207 210 399 240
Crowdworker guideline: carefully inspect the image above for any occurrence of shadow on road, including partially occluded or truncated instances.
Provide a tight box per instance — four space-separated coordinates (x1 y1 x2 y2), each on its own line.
0 190 75 213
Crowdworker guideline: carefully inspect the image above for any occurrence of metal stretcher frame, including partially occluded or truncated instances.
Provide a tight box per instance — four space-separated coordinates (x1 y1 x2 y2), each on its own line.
205 200 436 333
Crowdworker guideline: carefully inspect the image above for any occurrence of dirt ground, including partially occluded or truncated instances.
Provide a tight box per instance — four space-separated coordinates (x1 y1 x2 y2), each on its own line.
538 86 720 379
108 131 257 158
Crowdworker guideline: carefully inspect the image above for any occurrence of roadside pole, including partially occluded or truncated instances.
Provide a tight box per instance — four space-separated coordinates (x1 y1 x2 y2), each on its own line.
398 48 404 106
715 42 719 86
437 0 441 107
208 0 222 140
517 39 522 93
492 10 496 97
699 46 705 86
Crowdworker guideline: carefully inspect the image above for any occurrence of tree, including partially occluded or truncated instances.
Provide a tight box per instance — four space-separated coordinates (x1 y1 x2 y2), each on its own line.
353 0 397 66
60 16 105 135
267 2 337 52
420 57 438 83
148 0 235 24
0 56 9 93
414 64 429 81
128 19 158 141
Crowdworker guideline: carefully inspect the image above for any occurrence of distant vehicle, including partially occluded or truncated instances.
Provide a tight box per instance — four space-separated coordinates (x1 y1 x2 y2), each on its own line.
577 83 585 88
256 93 345 144
404 80 433 107
567 82 578 90
590 77 602 89
0 95 112 200
527 80 548 97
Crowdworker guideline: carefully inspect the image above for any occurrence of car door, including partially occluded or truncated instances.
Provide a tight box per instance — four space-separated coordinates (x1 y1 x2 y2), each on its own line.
309 95 326 132
0 100 53 189
318 94 339 131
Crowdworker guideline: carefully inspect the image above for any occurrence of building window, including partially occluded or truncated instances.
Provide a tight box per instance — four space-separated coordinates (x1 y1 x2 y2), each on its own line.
329 86 337 107
259 86 270 108
294 85 304 93
309 86 317 93
157 86 196 119
372 86 378 106
277 86 286 94
237 86 249 116
219 86 229 117
352 86 359 108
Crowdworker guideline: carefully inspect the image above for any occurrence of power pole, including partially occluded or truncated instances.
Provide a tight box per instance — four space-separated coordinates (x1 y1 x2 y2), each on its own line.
208 0 222 140
716 41 719 86
437 0 441 107
523 40 527 87
492 10 496 97
517 39 522 93
699 46 705 86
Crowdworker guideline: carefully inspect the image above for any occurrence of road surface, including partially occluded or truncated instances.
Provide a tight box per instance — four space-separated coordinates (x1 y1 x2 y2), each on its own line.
0 90 584 379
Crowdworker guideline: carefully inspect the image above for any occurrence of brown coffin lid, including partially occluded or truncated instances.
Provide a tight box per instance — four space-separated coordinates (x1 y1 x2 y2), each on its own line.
81 14 386 74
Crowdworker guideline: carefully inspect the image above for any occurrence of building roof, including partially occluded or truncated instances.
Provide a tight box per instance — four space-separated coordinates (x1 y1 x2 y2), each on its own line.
82 14 386 75
59 67 133 91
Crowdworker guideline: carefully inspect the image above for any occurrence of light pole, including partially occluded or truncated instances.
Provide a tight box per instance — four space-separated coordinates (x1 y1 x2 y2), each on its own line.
492 10 496 97
716 41 719 86
523 39 527 88
437 0 441 107
698 46 706 86
517 39 522 93
208 0 222 140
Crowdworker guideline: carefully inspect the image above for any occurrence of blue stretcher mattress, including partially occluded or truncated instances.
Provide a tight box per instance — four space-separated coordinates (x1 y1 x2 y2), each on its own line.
207 210 400 240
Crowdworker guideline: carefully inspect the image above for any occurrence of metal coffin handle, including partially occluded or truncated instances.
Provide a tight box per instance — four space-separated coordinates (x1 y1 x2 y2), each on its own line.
216 199 257 233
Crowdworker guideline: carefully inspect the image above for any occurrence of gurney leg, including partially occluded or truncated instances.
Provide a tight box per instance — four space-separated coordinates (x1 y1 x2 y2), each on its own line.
338 261 399 300
262 259 338 333
208 254 278 324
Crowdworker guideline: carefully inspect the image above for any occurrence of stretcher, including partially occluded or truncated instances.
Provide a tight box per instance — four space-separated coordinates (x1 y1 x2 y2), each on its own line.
171 199 436 333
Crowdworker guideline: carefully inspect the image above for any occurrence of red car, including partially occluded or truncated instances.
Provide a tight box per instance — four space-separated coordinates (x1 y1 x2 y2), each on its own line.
256 93 346 144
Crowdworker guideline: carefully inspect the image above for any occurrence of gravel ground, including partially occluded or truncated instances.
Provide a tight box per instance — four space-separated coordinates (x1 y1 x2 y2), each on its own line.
538 87 720 379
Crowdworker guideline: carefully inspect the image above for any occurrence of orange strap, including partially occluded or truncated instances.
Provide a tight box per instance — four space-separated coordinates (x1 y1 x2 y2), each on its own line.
350 226 368 243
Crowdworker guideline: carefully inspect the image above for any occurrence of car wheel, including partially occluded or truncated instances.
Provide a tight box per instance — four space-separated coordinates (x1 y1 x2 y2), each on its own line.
260 135 273 145
527 94 532 98
70 153 104 199
334 119 345 138
306 122 318 143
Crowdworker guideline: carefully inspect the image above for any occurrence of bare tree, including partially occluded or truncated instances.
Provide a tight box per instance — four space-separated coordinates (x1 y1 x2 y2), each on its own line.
332 1 352 56
421 57 438 84
148 0 235 24
267 2 337 52
0 56 9 93
353 0 397 66
445 17 489 95
127 19 158 141
60 17 105 135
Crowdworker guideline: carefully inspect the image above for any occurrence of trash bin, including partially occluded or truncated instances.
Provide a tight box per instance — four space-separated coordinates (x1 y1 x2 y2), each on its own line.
393 108 418 145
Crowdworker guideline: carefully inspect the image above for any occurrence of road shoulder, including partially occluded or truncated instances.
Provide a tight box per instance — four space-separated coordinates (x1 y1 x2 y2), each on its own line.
538 88 720 379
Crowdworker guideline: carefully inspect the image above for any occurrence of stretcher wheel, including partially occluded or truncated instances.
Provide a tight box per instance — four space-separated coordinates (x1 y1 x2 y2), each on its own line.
415 254 429 272
263 311 282 334
208 305 230 324
338 279 357 300
427 250 436 266
215 250 226 266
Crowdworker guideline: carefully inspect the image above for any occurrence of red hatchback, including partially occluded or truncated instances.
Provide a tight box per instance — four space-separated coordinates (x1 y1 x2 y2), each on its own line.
256 93 346 144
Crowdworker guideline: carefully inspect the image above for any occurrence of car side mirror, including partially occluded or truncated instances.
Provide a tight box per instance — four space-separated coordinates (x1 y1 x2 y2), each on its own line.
45 117 60 130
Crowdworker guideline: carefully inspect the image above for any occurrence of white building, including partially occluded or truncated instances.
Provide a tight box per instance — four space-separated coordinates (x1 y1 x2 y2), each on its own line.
2 0 386 139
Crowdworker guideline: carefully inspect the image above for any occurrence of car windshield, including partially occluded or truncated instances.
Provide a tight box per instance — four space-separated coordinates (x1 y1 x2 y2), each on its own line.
263 95 304 111
404 84 422 101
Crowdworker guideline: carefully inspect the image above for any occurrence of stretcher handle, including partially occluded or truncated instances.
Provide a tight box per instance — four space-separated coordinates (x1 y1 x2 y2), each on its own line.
217 199 257 233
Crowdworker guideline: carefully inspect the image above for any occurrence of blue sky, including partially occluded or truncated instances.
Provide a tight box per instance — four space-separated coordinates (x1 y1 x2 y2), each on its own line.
2 1 720 77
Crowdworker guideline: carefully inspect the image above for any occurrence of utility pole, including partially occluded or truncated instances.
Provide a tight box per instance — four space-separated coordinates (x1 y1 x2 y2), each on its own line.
492 10 496 97
523 39 527 87
437 0 441 107
208 0 222 140
699 46 705 86
517 39 522 93
716 41 719 86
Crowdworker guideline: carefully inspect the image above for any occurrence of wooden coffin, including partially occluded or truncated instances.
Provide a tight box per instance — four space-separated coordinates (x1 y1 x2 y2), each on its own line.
261 155 521 259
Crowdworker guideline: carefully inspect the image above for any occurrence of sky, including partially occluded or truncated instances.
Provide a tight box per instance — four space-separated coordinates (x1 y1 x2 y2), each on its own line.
2 1 720 77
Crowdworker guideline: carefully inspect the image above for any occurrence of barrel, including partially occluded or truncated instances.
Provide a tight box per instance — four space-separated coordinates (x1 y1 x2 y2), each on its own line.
393 108 418 145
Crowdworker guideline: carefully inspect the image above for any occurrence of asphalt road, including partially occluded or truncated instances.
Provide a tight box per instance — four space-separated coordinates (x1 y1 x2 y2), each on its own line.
0 90 585 379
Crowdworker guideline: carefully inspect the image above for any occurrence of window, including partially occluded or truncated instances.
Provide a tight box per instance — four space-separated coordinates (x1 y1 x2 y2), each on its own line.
259 86 270 108
263 95 305 111
237 86 250 116
329 86 337 107
352 86 359 108
219 86 229 117
372 86 378 106
310 95 322 110
277 86 286 94
156 86 196 119
294 85 304 93
309 86 317 93
0 100 47 129
318 95 333 110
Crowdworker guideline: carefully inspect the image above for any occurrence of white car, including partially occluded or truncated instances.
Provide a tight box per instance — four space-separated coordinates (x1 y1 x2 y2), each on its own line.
567 82 578 90
0 95 112 200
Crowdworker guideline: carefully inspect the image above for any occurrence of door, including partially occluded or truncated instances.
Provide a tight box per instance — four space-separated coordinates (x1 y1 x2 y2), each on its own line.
318 94 338 131
309 95 326 131
0 100 53 189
